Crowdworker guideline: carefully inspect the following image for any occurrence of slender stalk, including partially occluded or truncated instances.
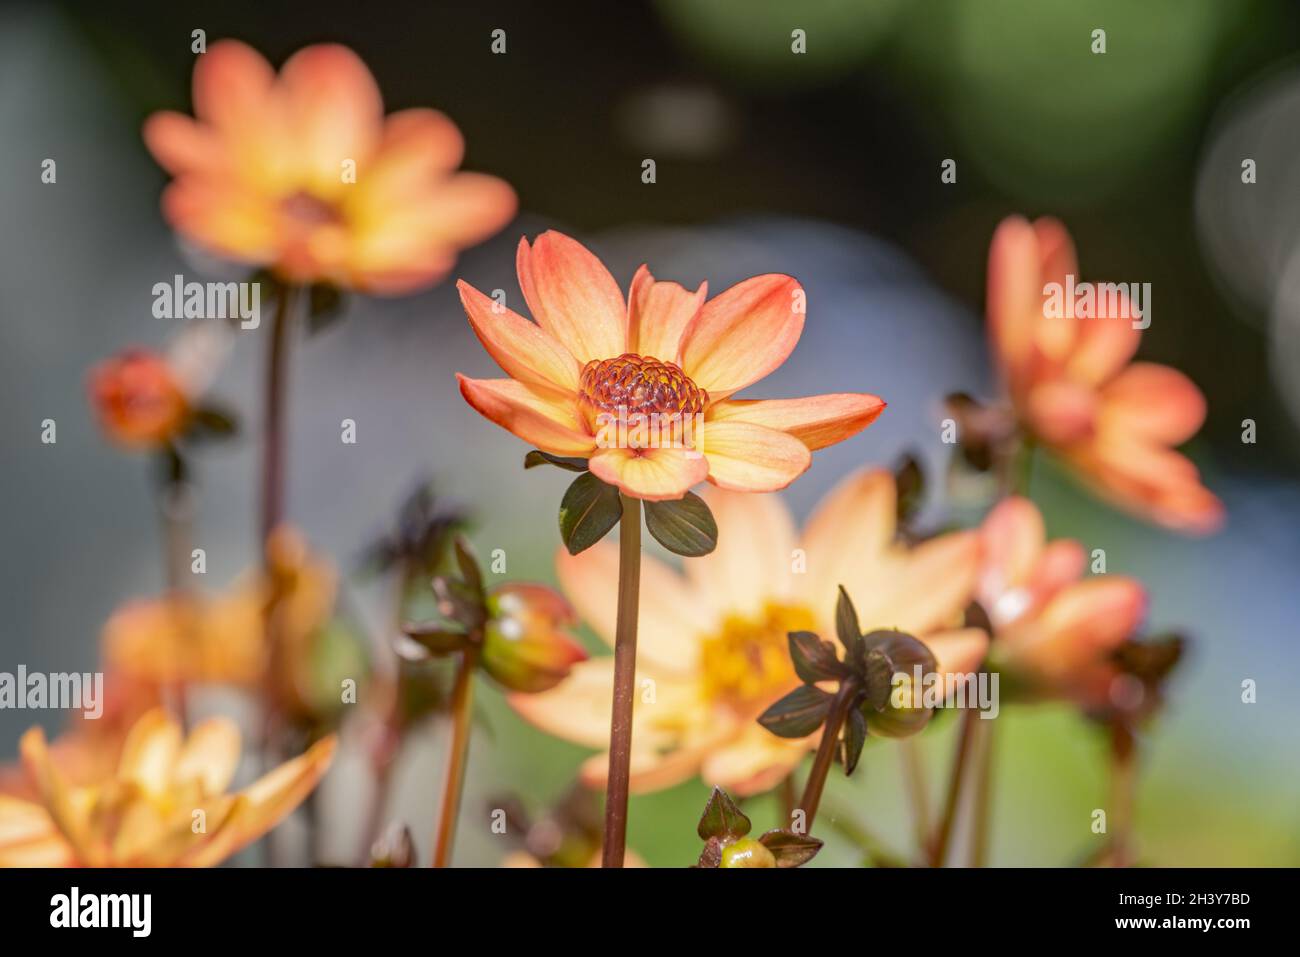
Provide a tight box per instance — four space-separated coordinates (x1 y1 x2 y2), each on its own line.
899 737 931 857
1108 722 1137 867
969 717 996 867
929 706 978 866
778 773 797 826
796 682 856 830
601 494 642 868
260 285 298 548
433 643 479 867
159 480 193 727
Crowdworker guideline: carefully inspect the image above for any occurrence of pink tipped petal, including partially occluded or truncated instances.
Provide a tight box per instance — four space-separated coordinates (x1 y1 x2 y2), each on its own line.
799 467 897 577
1101 362 1207 445
457 281 580 391
626 265 707 363
413 172 517 247
702 421 811 493
278 44 384 188
707 393 886 451
192 40 276 134
142 112 223 176
923 627 990 677
1024 578 1146 679
1064 313 1142 388
986 216 1042 392
678 274 804 395
1027 539 1087 605
1026 379 1098 445
588 447 709 501
1032 217 1079 291
456 374 594 456
689 485 798 619
979 496 1046 597
516 232 627 363
555 543 707 674
885 531 982 635
1068 437 1224 535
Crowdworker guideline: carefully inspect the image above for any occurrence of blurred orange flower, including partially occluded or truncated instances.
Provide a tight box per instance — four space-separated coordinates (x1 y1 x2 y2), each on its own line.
510 468 987 796
0 709 335 867
88 349 190 447
456 230 886 500
144 40 515 294
479 583 588 693
978 496 1146 707
987 216 1223 533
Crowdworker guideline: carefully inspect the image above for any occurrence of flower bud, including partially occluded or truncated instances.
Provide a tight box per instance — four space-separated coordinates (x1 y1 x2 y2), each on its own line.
720 837 777 868
862 630 937 739
88 349 190 447
480 584 587 693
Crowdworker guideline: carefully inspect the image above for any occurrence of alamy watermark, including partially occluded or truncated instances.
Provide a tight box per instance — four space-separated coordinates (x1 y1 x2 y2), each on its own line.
153 274 260 329
1042 274 1150 330
593 408 705 457
891 666 1000 719
0 666 103 718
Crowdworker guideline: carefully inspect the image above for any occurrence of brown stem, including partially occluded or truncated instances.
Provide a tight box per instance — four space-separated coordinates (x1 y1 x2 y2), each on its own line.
796 682 856 831
969 717 996 867
260 285 298 549
929 705 978 866
601 494 642 868
160 480 193 727
778 773 797 826
1109 722 1137 867
433 643 479 867
898 737 931 856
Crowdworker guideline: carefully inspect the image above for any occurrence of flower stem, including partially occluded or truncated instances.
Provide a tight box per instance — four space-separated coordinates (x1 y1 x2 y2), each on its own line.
969 717 996 866
929 705 978 866
797 681 856 831
1108 722 1137 867
260 284 298 548
159 480 193 727
899 737 931 856
601 493 642 868
433 643 479 868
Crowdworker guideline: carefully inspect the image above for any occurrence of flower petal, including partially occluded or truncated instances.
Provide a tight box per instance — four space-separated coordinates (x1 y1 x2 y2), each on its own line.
1016 578 1146 680
142 111 224 176
173 717 242 796
979 496 1046 597
117 709 183 797
687 485 798 619
1101 361 1207 445
986 215 1042 393
456 375 594 456
679 274 804 395
699 723 811 798
626 264 706 363
922 627 990 677
707 393 886 451
1026 379 1098 445
798 467 896 584
457 281 580 391
192 40 276 135
588 447 709 501
517 231 627 363
555 543 708 675
702 421 811 493
886 531 982 635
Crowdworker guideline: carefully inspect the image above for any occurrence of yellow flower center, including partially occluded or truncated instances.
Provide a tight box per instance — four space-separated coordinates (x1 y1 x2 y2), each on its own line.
699 603 815 709
578 353 708 436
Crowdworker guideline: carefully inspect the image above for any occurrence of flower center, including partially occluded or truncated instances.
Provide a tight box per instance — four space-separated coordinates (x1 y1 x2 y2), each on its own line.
279 190 344 230
578 353 708 447
699 603 816 709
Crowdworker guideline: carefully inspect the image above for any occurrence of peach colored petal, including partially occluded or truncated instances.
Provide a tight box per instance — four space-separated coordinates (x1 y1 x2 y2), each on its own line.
192 40 276 135
1066 436 1224 534
882 531 981 635
173 717 242 795
1100 361 1207 445
1029 217 1082 367
922 627 990 676
702 421 811 492
1026 379 1097 445
363 172 516 248
687 486 798 619
588 447 709 501
986 215 1042 393
555 543 708 675
366 108 465 190
1033 217 1079 291
0 795 72 867
707 393 886 451
579 745 708 795
117 709 183 797
456 281 580 391
699 723 811 798
159 176 282 265
1016 578 1146 679
1064 313 1141 388
679 274 804 395
798 467 896 589
979 496 1047 598
1026 539 1087 607
517 232 627 363
142 111 224 176
626 264 707 363
19 727 93 864
456 375 595 456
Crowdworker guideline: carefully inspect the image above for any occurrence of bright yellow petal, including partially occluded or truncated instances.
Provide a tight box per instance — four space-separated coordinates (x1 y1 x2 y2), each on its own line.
174 717 242 796
588 447 709 501
117 709 183 797
688 485 797 619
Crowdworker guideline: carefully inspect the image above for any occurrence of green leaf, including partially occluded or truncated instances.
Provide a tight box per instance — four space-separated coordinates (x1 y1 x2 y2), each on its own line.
558 473 623 555
453 535 484 598
863 648 894 711
788 631 846 685
696 836 724 868
524 450 590 472
189 406 238 439
757 685 833 738
840 707 867 776
758 829 824 868
835 586 865 668
894 452 924 528
401 622 470 655
697 786 751 842
306 283 347 335
643 491 717 557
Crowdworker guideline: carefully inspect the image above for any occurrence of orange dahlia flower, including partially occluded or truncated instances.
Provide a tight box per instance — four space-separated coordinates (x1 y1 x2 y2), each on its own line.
0 709 335 867
456 231 886 500
978 496 1146 707
511 468 987 796
987 216 1223 533
88 349 191 448
144 40 515 294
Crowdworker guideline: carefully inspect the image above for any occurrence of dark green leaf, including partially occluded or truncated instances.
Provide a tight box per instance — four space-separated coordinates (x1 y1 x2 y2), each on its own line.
863 648 894 711
963 600 992 634
697 786 751 842
643 492 717 557
757 685 833 738
788 631 845 685
835 586 864 667
758 828 824 868
1113 633 1185 684
453 535 484 598
696 836 723 869
524 450 589 472
894 452 924 528
401 622 470 655
189 406 238 439
558 473 623 555
156 444 188 487
840 707 867 776
306 283 347 334
431 575 486 629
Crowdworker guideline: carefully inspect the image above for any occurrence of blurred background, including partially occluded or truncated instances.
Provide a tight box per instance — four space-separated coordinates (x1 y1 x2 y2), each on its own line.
2 0 1298 865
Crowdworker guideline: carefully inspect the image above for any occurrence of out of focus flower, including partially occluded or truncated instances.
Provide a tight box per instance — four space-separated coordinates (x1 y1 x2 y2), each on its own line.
88 349 189 447
510 468 988 796
456 230 885 500
0 709 335 866
978 496 1146 707
986 215 1223 533
143 40 515 294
